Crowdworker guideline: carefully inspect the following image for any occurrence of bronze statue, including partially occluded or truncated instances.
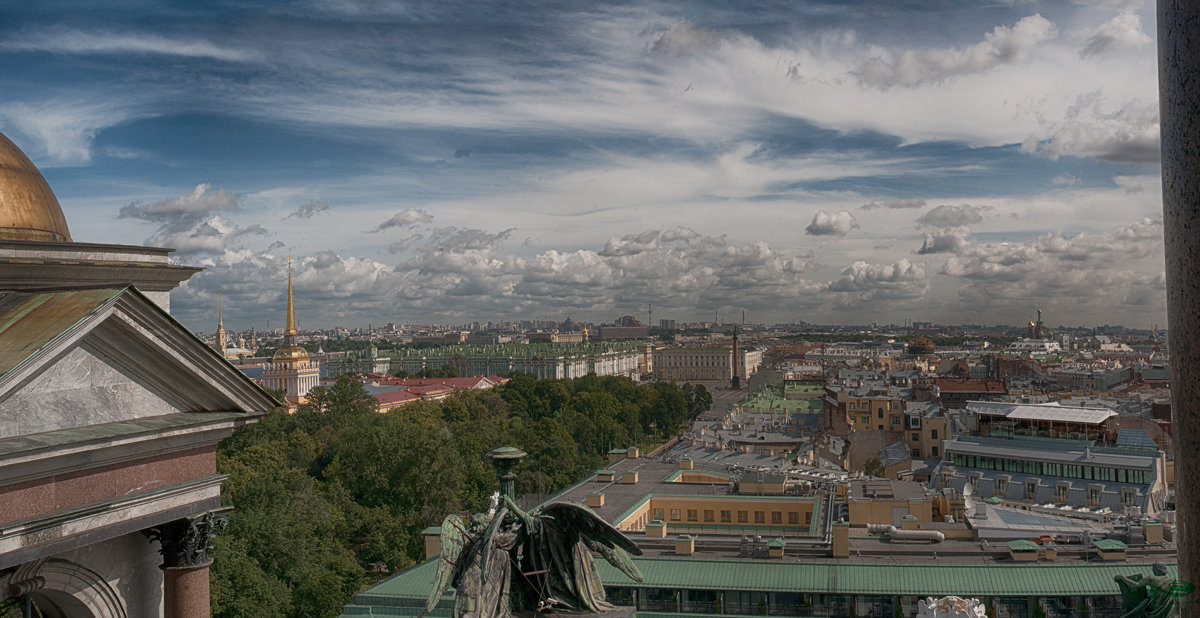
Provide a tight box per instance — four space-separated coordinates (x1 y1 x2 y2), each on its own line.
1114 562 1191 618
426 494 643 617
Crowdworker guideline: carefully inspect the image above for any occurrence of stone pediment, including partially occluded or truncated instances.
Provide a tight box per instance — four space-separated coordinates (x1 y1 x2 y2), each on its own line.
0 287 277 439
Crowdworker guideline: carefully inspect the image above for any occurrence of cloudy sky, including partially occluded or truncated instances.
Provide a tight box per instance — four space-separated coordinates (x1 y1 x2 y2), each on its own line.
0 1 1165 331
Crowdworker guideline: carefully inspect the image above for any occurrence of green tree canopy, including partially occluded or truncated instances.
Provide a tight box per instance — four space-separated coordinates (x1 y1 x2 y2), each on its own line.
213 373 701 617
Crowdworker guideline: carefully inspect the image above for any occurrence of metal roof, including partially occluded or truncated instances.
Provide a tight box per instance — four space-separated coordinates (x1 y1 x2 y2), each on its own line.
944 437 1159 468
968 401 1115 425
0 288 121 377
1006 540 1039 552
348 557 1180 608
1116 429 1157 449
611 559 1177 596
1007 406 1115 424
964 400 1113 424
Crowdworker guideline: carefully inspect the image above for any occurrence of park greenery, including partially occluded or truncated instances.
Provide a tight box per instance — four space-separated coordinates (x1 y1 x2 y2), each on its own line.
210 374 711 618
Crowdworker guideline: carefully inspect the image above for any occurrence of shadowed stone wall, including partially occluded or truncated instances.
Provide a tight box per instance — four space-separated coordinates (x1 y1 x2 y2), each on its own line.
1157 3 1199 614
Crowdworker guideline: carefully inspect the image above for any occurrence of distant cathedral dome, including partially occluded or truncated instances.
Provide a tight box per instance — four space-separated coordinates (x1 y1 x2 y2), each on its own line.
273 345 310 362
0 131 72 242
907 336 935 355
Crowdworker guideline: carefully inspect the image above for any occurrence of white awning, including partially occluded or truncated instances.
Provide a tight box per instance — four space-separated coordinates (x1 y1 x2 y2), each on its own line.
967 401 1115 425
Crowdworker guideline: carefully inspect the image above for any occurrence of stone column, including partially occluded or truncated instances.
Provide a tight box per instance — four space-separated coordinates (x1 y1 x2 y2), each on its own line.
146 508 231 618
1158 3 1200 613
161 565 212 618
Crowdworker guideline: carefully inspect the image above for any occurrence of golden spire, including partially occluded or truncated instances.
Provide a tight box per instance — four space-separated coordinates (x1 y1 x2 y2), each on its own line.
285 256 298 336
217 290 223 328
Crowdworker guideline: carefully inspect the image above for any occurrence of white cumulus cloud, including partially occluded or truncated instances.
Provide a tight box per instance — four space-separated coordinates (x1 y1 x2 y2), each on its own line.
805 210 858 237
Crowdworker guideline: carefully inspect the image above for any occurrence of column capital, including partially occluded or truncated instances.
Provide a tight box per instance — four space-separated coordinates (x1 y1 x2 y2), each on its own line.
145 507 232 569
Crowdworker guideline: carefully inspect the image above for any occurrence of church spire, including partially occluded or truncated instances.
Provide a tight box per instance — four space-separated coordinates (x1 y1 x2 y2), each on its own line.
213 290 228 354
285 256 298 336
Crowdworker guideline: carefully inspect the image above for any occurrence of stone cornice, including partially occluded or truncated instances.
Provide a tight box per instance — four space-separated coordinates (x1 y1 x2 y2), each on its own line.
0 475 225 570
0 412 247 488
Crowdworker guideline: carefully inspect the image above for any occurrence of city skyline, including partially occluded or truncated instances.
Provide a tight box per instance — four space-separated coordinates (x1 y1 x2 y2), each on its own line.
0 1 1164 331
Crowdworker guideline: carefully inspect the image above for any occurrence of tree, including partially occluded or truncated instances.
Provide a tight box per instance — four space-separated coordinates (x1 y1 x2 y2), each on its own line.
214 450 367 618
298 375 377 415
213 372 675 615
686 383 713 418
863 457 885 478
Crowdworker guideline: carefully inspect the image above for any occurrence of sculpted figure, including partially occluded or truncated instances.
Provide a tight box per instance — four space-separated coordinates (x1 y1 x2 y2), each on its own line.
427 494 643 617
916 595 987 618
1114 562 1190 618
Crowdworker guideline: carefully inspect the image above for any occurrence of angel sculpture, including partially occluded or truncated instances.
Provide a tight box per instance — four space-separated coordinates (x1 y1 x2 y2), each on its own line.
426 494 644 617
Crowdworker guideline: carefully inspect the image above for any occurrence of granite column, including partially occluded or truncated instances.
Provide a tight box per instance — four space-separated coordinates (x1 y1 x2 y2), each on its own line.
146 508 230 618
1158 2 1200 613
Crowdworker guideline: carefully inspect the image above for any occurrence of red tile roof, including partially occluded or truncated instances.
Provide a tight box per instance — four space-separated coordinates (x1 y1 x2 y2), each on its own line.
374 390 421 409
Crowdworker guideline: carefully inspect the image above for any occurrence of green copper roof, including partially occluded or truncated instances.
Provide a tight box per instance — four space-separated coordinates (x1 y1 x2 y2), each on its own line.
0 288 122 377
1007 540 1039 552
594 559 1177 597
1093 539 1128 551
344 556 1178 613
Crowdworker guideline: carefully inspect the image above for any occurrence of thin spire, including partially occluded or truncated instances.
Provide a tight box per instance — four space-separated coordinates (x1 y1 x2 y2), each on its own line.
285 256 298 336
217 290 223 328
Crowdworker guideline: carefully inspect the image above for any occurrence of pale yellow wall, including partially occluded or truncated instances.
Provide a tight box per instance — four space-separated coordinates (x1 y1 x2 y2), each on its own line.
739 480 786 494
845 397 905 430
677 471 727 483
832 523 849 557
928 526 973 539
883 460 910 480
617 495 816 531
652 348 733 381
906 414 949 459
847 498 933 525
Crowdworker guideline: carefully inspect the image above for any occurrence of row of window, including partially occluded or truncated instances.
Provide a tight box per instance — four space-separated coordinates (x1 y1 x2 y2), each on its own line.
655 508 810 526
847 401 896 411
949 453 1149 484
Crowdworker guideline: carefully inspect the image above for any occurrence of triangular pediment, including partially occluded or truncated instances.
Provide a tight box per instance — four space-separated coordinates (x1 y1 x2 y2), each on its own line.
0 287 278 439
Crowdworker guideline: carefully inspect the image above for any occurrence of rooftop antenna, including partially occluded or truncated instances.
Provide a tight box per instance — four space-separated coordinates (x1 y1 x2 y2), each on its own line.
648 303 652 328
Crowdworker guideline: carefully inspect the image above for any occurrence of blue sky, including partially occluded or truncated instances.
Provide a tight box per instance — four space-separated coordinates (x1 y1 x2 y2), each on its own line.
0 0 1165 331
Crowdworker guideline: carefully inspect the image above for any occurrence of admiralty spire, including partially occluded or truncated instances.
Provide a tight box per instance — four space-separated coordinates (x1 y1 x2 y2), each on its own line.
261 258 320 407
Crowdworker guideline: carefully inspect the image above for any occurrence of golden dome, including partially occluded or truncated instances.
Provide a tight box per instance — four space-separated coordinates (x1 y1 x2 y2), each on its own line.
0 131 72 242
273 345 310 362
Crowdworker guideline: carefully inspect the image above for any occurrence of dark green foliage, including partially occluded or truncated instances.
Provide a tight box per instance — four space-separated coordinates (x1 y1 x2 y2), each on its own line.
214 374 697 617
864 457 886 478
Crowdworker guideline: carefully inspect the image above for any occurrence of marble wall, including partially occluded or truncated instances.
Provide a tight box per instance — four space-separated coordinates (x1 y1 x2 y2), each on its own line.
0 344 182 439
